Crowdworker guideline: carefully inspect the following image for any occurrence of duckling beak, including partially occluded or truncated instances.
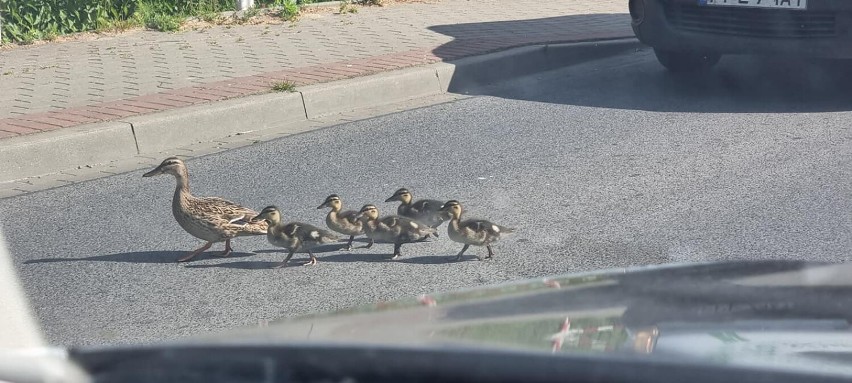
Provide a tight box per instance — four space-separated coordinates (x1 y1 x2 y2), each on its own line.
316 202 328 209
249 211 269 224
384 195 398 203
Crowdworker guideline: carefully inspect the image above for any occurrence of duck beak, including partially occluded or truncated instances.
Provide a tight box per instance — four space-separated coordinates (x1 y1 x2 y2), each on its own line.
384 195 398 203
316 202 327 209
142 167 162 177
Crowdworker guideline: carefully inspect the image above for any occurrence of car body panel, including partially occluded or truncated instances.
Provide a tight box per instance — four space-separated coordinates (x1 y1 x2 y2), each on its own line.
631 0 852 58
181 260 852 379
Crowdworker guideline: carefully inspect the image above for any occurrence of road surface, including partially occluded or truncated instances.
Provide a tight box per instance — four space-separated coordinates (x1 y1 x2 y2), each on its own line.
3 48 852 346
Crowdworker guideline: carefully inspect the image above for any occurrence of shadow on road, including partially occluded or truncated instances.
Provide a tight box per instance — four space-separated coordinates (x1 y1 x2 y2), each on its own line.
184 261 284 270
182 252 457 269
320 252 455 265
477 48 852 113
428 14 631 66
428 15 852 113
23 251 256 264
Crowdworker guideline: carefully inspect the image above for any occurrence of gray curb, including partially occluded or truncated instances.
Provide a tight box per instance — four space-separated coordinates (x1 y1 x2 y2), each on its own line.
0 38 640 183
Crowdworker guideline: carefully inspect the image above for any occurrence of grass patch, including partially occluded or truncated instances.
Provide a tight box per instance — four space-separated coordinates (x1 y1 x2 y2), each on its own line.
278 0 300 21
271 81 297 92
1 0 236 43
339 0 358 13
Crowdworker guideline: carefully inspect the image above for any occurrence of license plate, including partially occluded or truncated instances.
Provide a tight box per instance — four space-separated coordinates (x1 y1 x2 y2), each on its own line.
700 0 807 10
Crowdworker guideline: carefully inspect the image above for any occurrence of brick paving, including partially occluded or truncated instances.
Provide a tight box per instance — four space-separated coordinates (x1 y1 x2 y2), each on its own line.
0 0 630 138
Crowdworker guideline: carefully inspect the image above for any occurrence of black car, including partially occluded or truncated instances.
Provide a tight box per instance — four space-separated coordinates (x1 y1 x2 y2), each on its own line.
630 0 852 71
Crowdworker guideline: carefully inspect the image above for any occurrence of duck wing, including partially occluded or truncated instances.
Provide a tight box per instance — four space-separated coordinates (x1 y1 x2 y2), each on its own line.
192 196 267 235
461 219 511 240
381 215 436 241
339 210 361 225
296 223 340 244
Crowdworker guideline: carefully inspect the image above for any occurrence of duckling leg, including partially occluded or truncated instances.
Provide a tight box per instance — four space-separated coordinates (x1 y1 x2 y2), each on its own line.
345 235 355 251
275 250 296 269
485 245 495 260
391 242 403 260
218 239 234 257
177 242 213 262
455 245 470 261
363 238 374 249
303 251 318 266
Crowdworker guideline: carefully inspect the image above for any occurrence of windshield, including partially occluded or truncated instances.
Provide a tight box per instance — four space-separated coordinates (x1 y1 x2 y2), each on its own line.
2 0 852 380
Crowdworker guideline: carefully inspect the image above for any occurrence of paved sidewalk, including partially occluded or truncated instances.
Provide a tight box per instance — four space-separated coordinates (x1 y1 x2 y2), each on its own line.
0 0 630 139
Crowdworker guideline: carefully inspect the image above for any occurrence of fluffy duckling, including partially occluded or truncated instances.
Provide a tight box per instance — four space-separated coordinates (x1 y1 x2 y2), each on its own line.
142 157 267 262
317 194 373 251
354 204 437 260
440 200 514 261
385 188 447 229
249 206 339 267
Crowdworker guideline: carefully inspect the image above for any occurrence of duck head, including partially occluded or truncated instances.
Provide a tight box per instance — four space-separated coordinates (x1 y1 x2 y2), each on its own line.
385 188 413 204
250 206 282 225
440 200 463 220
354 204 380 221
143 157 187 178
317 194 343 210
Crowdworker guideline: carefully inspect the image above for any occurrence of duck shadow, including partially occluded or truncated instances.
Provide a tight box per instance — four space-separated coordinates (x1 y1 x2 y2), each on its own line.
252 243 351 254
320 252 456 265
184 260 285 270
23 251 256 265
184 251 458 269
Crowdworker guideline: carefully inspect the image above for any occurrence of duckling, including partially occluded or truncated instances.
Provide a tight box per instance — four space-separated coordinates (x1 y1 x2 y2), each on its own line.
440 200 514 261
354 204 437 260
385 188 447 229
249 206 339 267
317 194 374 251
142 157 267 262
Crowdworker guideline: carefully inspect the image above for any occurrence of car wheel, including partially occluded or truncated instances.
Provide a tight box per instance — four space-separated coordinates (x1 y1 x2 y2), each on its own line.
653 49 721 73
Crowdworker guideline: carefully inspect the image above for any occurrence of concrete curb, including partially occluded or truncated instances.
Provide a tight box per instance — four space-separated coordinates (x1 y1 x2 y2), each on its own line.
0 122 137 182
125 92 307 154
0 38 640 183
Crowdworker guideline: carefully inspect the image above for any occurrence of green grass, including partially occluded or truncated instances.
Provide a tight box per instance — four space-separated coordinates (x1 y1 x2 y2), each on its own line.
271 81 297 92
1 0 238 43
339 0 358 14
278 0 300 21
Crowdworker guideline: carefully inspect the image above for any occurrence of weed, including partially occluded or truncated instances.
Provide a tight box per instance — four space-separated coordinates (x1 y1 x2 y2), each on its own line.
97 17 138 33
1 0 236 43
357 0 382 6
149 13 182 31
339 0 358 13
278 0 300 21
271 81 296 92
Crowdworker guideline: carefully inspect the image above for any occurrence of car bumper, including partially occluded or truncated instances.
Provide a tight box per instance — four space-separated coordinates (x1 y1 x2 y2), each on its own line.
631 0 852 58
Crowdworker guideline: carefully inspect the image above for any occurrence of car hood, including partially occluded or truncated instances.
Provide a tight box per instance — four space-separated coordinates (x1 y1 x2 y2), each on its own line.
186 260 852 378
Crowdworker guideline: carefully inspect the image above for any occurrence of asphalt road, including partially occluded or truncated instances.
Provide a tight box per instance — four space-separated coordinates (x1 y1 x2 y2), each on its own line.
4 48 852 347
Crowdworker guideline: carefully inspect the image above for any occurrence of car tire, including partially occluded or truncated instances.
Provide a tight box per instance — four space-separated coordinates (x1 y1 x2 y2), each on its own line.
653 49 721 73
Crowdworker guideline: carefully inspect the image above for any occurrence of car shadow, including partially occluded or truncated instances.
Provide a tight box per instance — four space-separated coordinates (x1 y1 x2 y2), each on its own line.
23 251 257 265
429 15 852 113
